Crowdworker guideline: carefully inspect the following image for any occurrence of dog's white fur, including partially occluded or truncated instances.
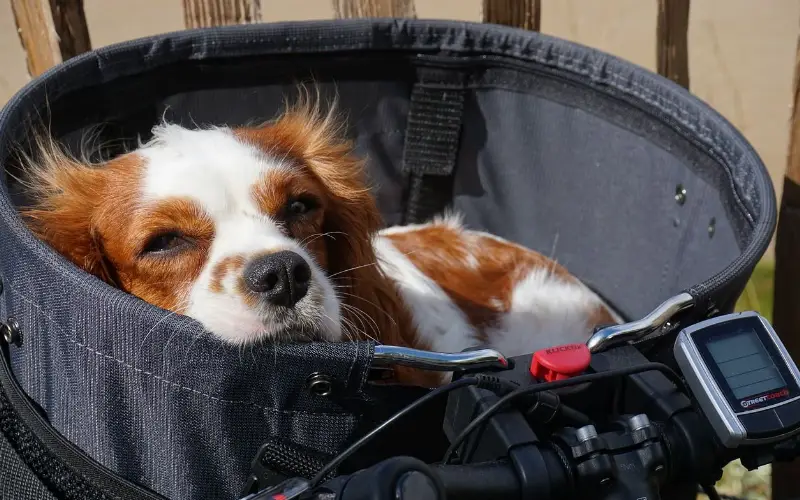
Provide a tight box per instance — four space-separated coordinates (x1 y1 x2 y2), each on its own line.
134 124 618 356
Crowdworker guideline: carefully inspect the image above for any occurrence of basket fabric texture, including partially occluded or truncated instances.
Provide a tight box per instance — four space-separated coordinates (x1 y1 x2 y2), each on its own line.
0 19 775 500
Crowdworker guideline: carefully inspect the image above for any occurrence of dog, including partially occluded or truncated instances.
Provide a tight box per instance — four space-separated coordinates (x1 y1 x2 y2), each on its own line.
18 97 618 386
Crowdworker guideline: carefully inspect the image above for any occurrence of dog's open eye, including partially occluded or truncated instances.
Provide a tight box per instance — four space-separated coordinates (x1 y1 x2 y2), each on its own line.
286 196 318 216
142 231 189 255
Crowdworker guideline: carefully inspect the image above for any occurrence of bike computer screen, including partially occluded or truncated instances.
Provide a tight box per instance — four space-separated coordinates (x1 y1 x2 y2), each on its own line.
674 311 800 448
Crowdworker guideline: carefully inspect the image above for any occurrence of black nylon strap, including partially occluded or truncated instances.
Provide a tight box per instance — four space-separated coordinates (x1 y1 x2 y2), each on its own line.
401 66 466 224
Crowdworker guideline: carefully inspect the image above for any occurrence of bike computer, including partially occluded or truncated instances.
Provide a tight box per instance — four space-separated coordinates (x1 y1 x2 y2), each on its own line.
674 311 800 448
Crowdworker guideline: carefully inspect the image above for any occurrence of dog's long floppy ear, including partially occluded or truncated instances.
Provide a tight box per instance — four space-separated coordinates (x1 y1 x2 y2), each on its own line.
16 135 116 284
263 93 427 349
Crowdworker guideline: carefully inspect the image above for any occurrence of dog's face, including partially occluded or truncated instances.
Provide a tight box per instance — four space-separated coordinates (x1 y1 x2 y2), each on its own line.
20 104 402 345
132 122 346 344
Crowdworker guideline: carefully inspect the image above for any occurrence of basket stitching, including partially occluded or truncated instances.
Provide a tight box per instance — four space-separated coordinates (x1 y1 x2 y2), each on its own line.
7 284 357 416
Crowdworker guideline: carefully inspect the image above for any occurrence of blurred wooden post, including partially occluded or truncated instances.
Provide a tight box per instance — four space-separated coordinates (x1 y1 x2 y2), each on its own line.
772 26 800 500
182 0 261 28
10 0 91 77
656 0 690 88
482 0 541 31
332 0 416 18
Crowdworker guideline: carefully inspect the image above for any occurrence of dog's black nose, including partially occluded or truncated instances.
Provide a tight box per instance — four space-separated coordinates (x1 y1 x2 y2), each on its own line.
243 251 311 307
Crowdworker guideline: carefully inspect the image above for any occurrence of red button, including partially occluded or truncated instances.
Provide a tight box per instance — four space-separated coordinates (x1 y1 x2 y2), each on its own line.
530 343 591 382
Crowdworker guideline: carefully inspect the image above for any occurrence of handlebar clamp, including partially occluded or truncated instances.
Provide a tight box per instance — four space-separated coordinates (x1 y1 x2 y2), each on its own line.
552 414 668 499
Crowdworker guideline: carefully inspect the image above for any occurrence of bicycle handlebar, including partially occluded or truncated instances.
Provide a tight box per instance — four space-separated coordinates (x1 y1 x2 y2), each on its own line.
240 294 800 500
251 404 730 500
311 457 549 500
430 461 522 500
309 418 695 500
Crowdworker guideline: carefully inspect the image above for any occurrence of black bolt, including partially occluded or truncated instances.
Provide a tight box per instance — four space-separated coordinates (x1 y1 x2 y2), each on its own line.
1 317 21 346
306 372 333 397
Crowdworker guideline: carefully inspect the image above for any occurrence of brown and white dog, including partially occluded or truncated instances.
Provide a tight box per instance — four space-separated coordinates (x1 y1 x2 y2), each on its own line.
18 97 618 386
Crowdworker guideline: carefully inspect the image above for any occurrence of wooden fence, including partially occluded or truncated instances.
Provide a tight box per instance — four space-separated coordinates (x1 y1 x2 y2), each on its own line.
8 0 800 497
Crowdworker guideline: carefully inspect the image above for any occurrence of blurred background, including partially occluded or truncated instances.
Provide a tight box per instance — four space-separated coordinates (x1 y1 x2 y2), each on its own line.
2 0 798 230
1 1 797 498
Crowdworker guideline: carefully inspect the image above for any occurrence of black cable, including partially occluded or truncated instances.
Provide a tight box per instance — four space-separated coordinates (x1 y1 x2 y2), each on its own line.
309 376 480 487
701 483 722 500
443 362 686 464
479 376 590 426
558 403 592 427
459 362 686 463
558 404 591 426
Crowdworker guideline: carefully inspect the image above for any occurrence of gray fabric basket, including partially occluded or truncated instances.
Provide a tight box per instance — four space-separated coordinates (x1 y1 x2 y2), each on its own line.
0 18 776 500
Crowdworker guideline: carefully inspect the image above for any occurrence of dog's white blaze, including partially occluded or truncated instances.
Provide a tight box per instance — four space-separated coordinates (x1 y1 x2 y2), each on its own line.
140 125 272 210
138 124 341 344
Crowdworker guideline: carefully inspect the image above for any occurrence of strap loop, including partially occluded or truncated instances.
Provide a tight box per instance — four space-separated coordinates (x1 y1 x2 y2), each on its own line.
401 65 467 224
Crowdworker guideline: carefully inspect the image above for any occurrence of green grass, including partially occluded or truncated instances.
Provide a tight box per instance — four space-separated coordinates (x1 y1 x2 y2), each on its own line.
735 259 775 324
697 258 776 500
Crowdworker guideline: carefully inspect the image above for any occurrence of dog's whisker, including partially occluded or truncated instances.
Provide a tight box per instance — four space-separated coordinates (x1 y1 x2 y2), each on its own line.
137 306 183 365
341 303 381 337
298 231 347 246
337 291 398 327
342 304 370 339
339 315 366 343
327 262 380 278
341 303 380 343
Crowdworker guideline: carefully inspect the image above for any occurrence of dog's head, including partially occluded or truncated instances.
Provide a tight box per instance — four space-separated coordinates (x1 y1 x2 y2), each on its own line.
19 99 411 346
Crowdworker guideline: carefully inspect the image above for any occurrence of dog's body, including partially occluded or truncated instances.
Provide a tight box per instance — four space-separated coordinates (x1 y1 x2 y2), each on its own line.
19 98 617 386
376 217 617 358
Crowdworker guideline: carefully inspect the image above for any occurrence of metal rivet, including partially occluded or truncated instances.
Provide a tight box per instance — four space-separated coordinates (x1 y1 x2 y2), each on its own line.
708 217 716 238
600 477 612 486
306 372 333 397
654 465 665 474
675 184 687 205
1 317 21 346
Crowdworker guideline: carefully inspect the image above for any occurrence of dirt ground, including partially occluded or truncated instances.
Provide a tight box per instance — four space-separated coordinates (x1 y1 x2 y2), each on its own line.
1 0 798 258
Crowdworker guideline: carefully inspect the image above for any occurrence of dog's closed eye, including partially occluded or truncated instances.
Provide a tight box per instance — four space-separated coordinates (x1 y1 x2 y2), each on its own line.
141 231 191 255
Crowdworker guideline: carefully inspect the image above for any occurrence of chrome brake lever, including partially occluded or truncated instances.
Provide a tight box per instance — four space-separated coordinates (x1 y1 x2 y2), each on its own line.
586 292 694 353
370 292 695 371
